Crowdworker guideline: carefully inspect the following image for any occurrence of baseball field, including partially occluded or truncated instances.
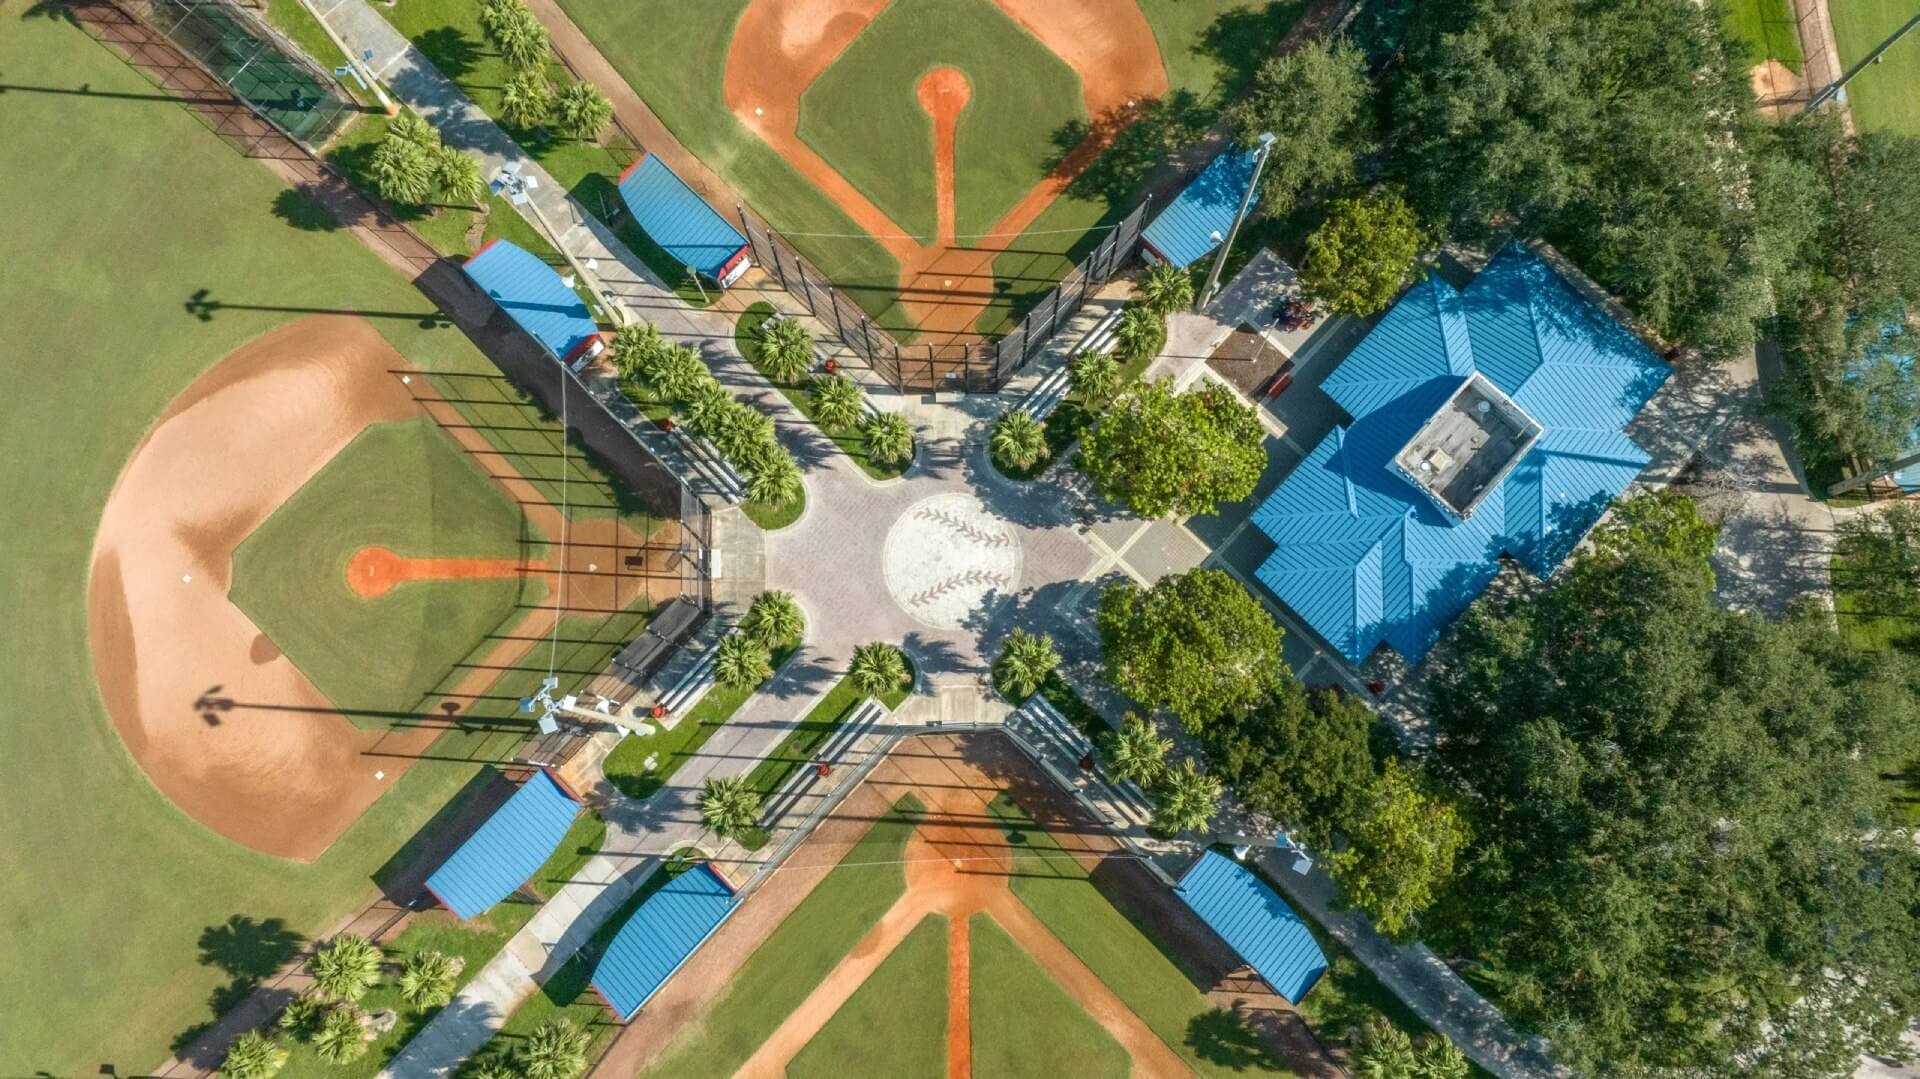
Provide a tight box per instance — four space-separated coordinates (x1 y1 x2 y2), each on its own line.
0 6 667 1070
588 733 1321 1078
550 0 1304 340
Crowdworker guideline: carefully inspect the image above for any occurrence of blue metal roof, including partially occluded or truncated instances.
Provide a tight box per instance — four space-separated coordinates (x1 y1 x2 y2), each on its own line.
1176 851 1327 1004
1141 145 1261 269
1251 246 1670 665
425 771 579 921
461 239 600 363
617 155 749 280
591 863 739 1020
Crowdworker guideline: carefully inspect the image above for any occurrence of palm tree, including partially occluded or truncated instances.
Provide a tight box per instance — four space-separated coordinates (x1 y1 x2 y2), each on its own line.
1137 261 1194 316
740 590 804 648
810 374 865 431
554 80 613 141
499 70 554 129
276 991 326 1039
683 381 735 435
993 629 1059 699
651 345 709 401
746 452 803 507
1151 757 1221 837
524 1019 591 1079
389 109 439 149
610 321 665 381
309 935 382 1002
495 8 550 73
368 136 433 205
991 410 1049 472
1112 303 1163 364
712 407 775 464
1067 349 1120 407
477 0 520 41
432 146 486 209
1350 1017 1419 1079
218 1030 288 1079
397 950 460 1011
755 316 814 383
467 1058 520 1079
713 633 772 689
1107 713 1170 787
1416 1036 1470 1079
848 642 907 697
312 1005 369 1063
699 776 762 840
860 411 914 467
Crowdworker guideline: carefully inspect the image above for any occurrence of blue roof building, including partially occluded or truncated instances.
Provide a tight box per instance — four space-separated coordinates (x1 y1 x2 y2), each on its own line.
1141 144 1262 269
1176 851 1327 1004
617 155 752 285
461 238 603 367
425 771 579 920
591 863 740 1020
1250 246 1669 666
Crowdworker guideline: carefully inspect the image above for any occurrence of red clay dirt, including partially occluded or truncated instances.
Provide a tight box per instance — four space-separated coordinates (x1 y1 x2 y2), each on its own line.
724 0 1168 343
599 733 1341 1078
918 67 971 247
88 315 680 861
346 547 533 598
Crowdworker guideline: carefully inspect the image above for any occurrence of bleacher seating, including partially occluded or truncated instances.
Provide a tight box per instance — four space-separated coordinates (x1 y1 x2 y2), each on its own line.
1018 308 1122 421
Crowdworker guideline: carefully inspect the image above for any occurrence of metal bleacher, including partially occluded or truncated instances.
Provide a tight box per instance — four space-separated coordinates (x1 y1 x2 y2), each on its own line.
1018 308 1122 422
1004 696 1155 831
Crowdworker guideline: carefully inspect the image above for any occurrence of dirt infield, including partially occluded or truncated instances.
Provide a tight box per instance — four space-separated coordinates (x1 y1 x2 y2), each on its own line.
599 733 1338 1077
88 316 678 860
88 317 439 860
724 0 1167 342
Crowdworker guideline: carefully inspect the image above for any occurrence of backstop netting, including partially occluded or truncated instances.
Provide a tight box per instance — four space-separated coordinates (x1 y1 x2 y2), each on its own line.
125 0 353 145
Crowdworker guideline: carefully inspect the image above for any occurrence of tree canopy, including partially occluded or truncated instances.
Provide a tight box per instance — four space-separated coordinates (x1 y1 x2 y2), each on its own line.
1227 36 1374 216
1076 378 1265 519
1299 188 1426 316
1097 568 1284 731
1421 492 1920 1072
1203 681 1377 847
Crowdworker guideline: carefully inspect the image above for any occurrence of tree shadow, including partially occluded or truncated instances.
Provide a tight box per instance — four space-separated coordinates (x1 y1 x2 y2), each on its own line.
1048 90 1211 208
415 26 481 81
272 186 341 232
198 914 304 984
1195 2 1301 93
1187 1007 1288 1071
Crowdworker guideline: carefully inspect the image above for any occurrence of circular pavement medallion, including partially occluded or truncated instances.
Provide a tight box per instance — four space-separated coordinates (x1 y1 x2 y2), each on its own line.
882 492 1022 630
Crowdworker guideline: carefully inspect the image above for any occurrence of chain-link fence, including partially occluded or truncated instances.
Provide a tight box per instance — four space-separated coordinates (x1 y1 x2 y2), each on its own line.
740 200 1148 395
122 0 354 145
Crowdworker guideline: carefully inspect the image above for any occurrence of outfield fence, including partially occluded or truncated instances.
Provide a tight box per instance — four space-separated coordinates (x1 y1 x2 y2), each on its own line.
738 200 1148 396
120 0 354 145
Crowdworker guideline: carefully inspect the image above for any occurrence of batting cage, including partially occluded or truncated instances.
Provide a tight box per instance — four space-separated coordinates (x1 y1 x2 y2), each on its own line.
122 0 354 145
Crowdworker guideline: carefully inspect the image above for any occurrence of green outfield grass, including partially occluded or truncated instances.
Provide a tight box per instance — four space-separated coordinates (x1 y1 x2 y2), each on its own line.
0 9 660 1070
787 913 949 1079
989 794 1296 1078
969 912 1130 1079
795 0 1085 245
1830 0 1920 135
636 794 927 1077
1722 0 1805 71
231 419 540 719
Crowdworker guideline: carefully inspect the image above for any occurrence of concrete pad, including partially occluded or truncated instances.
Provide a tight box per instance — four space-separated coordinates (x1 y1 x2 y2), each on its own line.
1122 520 1210 582
1089 510 1146 556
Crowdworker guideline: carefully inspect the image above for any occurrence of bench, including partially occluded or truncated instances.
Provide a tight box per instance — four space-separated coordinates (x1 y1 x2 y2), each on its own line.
1017 308 1123 422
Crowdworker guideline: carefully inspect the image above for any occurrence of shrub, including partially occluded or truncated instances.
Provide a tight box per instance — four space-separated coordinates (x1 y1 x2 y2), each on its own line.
698 776 762 840
311 1005 369 1063
740 590 804 648
218 1030 288 1079
277 991 327 1040
1067 348 1120 407
993 629 1059 699
308 935 382 1002
746 452 803 507
848 642 908 697
861 411 914 467
1137 261 1194 316
713 634 772 689
811 374 865 431
397 950 460 1011
991 410 1049 472
756 316 815 384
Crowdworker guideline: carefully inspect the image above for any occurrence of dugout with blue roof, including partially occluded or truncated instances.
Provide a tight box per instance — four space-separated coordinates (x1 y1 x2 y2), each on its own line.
1249 245 1669 666
617 155 752 286
1176 851 1327 1004
1141 143 1262 269
461 238 603 367
591 862 740 1020
424 771 579 920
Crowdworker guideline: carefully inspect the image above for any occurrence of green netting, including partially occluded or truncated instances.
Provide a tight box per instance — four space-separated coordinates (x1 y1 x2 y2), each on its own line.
146 0 352 143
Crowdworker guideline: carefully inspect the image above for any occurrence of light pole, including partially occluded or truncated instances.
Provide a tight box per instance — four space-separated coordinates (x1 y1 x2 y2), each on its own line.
1196 131 1276 312
494 163 627 326
1803 12 1920 114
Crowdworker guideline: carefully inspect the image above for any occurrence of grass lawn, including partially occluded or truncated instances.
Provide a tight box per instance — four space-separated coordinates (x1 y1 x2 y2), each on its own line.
736 303 909 480
1722 0 1806 71
989 794 1293 1078
231 419 539 719
1832 549 1920 652
603 643 801 799
264 0 352 77
374 0 711 306
636 794 929 1077
741 654 916 806
276 811 605 1077
969 912 1130 1079
1830 0 1920 135
788 914 949 1079
0 11 666 1068
795 0 1084 245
